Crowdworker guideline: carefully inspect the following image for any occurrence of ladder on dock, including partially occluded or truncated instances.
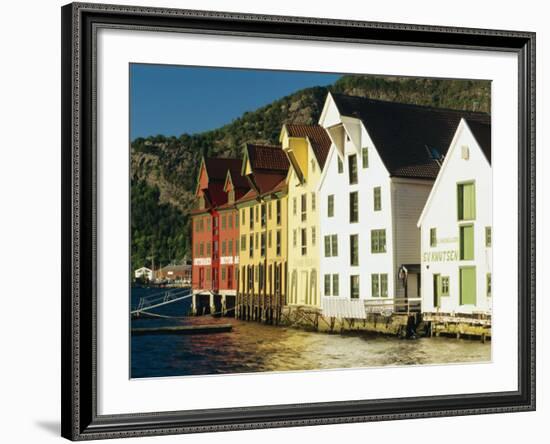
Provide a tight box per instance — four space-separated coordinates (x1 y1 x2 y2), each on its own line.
131 288 192 317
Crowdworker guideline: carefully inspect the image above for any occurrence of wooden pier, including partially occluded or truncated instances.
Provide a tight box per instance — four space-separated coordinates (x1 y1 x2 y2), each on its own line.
235 291 285 325
132 324 233 336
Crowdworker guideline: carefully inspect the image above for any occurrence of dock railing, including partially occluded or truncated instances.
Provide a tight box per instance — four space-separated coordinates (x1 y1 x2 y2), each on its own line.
364 297 422 316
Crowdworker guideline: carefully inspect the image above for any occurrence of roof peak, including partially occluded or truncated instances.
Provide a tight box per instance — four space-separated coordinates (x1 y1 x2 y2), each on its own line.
330 92 490 117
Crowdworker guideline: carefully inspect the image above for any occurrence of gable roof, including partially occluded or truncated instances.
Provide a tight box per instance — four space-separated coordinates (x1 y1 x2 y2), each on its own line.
196 157 242 207
330 93 491 180
283 124 332 169
244 143 289 172
417 118 491 227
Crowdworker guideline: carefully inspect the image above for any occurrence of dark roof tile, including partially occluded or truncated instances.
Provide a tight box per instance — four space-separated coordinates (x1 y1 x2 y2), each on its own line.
331 93 491 179
284 124 332 168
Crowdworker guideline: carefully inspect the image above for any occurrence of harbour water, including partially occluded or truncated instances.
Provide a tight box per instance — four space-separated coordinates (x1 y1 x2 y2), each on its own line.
131 288 491 379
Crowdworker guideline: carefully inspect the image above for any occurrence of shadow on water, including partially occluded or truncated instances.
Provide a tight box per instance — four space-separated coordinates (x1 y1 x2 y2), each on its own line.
130 288 491 379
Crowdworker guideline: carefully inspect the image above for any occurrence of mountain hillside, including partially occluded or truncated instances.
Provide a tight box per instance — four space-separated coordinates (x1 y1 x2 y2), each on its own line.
131 75 490 270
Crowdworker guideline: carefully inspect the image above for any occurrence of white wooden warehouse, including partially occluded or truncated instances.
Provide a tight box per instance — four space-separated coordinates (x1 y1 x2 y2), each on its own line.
417 118 492 316
317 92 490 319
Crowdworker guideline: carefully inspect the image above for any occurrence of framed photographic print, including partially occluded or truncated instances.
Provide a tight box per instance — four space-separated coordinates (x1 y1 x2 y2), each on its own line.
61 2 536 440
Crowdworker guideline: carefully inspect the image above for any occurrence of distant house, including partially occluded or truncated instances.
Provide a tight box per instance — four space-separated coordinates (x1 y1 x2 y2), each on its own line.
156 264 192 284
134 267 153 281
417 118 492 316
317 92 490 318
191 156 248 314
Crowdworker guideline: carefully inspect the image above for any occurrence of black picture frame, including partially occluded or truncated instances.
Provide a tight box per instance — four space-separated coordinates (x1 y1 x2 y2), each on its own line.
61 2 536 440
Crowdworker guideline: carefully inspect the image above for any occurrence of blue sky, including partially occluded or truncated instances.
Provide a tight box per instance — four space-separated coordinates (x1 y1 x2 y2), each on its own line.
130 64 341 140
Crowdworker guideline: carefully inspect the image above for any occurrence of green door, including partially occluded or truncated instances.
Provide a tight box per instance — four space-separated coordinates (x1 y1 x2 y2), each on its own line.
460 267 477 305
460 224 474 260
433 274 441 308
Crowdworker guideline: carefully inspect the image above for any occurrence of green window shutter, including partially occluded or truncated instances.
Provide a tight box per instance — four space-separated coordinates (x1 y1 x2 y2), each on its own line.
324 274 331 296
374 187 381 211
460 267 477 305
324 236 330 257
460 225 474 260
371 274 380 297
430 228 437 247
333 274 339 296
381 274 388 298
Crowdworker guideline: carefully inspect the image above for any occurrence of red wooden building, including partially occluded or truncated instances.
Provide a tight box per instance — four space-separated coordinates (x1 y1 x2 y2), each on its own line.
191 157 248 315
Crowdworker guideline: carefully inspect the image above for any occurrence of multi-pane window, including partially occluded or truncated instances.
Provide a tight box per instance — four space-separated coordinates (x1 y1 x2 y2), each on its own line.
268 230 272 248
362 147 369 168
380 274 388 298
348 154 358 184
261 233 266 257
311 192 316 212
221 267 226 281
228 214 233 229
276 200 281 225
373 187 381 211
324 274 331 296
235 239 239 254
222 215 226 230
350 234 359 266
350 275 360 299
276 230 281 256
349 191 359 223
268 201 272 220
293 229 297 247
371 274 379 297
487 273 492 297
327 195 334 217
441 276 450 296
229 239 233 255
241 209 245 227
206 242 211 255
261 204 266 227
240 235 246 251
459 224 474 260
371 229 387 253
457 182 476 220
337 157 343 174
332 274 339 296
301 228 307 256
324 234 339 257
301 194 307 222
255 205 259 223
293 197 297 215
221 240 226 256
311 227 316 246
430 228 437 247
255 233 259 249
249 234 254 257
199 242 204 256
249 207 254 229
485 226 492 247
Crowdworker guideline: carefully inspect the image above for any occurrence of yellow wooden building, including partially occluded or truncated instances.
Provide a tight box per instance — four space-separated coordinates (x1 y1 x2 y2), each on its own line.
280 124 332 308
235 143 290 323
